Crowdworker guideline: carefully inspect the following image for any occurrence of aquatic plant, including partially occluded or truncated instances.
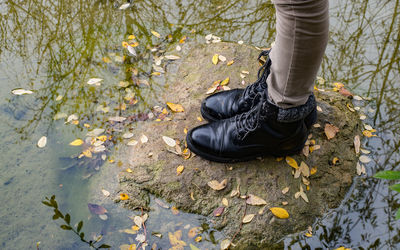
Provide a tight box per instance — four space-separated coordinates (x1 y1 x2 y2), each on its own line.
374 171 400 219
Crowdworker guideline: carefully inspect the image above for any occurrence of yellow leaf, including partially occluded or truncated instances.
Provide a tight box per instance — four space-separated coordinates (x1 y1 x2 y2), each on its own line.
102 57 111 63
151 72 161 76
305 233 312 237
332 157 339 165
122 41 129 48
84 123 90 128
97 135 107 142
126 168 133 173
285 156 299 169
176 165 184 175
269 207 289 219
69 139 84 146
363 130 377 137
82 149 92 158
188 227 201 238
171 206 179 215
276 157 284 162
195 236 202 242
120 193 129 200
179 36 187 44
130 41 139 47
183 128 188 134
151 30 161 38
333 82 344 89
227 60 234 66
197 116 202 122
212 54 219 65
220 77 230 86
166 102 184 112
310 167 317 175
128 34 136 40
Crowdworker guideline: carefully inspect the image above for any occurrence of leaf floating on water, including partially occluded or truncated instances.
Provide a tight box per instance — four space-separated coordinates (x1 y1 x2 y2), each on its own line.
176 165 184 175
208 179 228 191
151 30 161 38
220 239 231 250
324 123 339 140
120 193 129 200
11 88 33 95
54 112 68 120
220 77 230 86
155 198 170 209
162 136 176 147
212 54 219 65
353 96 363 101
37 136 47 148
119 3 130 9
108 116 126 122
359 155 371 163
166 102 184 112
87 78 103 86
87 128 105 137
354 135 361 154
101 189 110 197
190 244 200 250
99 214 108 220
69 139 84 146
213 206 225 217
246 194 267 206
168 230 186 248
242 214 255 223
165 55 181 60
269 207 289 219
133 216 143 228
285 156 299 169
119 244 137 250
136 234 146 243
171 206 179 215
88 203 107 215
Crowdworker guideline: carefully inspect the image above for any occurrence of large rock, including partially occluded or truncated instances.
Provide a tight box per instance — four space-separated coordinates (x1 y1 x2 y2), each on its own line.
116 42 361 248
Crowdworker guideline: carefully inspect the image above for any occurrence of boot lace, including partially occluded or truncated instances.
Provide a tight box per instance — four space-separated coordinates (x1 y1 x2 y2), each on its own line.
235 92 267 140
241 49 271 104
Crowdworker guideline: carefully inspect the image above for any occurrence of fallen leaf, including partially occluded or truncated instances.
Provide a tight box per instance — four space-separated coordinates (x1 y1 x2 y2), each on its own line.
151 30 161 38
127 139 138 146
87 78 102 86
69 139 84 146
168 230 186 248
140 134 148 143
282 201 288 205
171 206 179 215
317 106 323 112
227 60 234 66
119 3 130 9
353 95 363 101
300 191 309 203
11 88 33 95
133 216 143 228
339 87 353 97
310 167 317 175
54 112 68 120
246 194 267 206
208 179 228 191
188 227 201 238
212 54 219 65
195 236 202 242
108 116 126 122
356 162 366 175
37 136 47 148
99 214 108 220
120 193 129 200
220 239 231 250
281 187 289 194
220 77 230 86
299 161 310 177
176 165 184 175
165 55 181 60
354 135 360 154
332 157 340 165
179 36 187 44
285 156 299 169
242 214 255 223
324 123 339 140
162 136 176 147
363 130 377 137
136 234 146 243
155 198 169 209
359 155 371 163
222 198 229 207
218 55 226 62
361 148 371 154
166 102 184 112
213 207 225 217
101 189 110 197
360 114 367 120
269 207 289 219
127 45 136 56
88 203 107 215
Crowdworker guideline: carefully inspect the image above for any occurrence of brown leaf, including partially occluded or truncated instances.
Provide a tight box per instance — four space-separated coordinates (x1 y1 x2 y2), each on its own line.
339 87 353 97
354 135 360 154
324 123 339 140
246 194 267 206
213 207 225 217
207 179 228 191
188 227 201 238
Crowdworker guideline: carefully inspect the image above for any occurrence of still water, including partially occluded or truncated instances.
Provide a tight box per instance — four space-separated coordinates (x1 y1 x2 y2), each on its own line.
0 0 399 249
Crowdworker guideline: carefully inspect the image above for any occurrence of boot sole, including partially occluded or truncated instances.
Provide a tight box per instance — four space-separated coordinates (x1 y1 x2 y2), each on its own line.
186 132 305 163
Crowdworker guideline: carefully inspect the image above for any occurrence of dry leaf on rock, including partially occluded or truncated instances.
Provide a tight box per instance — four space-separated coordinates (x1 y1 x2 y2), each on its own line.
325 123 339 140
101 189 110 197
299 161 310 177
208 179 228 191
354 135 360 154
282 187 289 194
359 155 371 163
166 102 184 112
220 77 230 86
213 207 225 217
218 55 226 62
242 214 255 223
176 165 184 175
356 162 366 175
140 134 148 143
246 194 267 206
119 3 130 9
165 55 180 60
227 60 234 66
285 156 299 169
220 239 231 250
162 136 176 147
212 54 219 65
222 198 229 207
269 207 289 219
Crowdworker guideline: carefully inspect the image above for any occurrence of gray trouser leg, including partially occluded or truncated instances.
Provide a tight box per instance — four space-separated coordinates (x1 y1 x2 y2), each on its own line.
267 0 329 108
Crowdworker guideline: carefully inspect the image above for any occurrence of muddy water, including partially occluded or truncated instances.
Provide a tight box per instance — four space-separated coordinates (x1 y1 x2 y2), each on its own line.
0 0 399 249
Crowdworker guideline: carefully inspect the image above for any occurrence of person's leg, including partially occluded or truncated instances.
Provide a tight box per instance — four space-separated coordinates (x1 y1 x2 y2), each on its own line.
268 0 329 108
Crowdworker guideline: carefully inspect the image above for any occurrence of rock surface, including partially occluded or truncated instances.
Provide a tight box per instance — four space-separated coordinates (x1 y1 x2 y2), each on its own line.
116 42 361 248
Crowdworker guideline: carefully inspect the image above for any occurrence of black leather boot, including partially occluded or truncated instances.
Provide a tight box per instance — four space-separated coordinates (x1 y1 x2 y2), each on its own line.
201 50 271 122
187 93 317 163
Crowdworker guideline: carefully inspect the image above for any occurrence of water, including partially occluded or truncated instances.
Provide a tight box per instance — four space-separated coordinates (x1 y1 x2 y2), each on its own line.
0 0 399 249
